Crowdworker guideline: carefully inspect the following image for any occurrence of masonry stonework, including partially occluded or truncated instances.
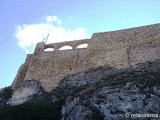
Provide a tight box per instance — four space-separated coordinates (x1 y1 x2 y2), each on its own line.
12 24 160 91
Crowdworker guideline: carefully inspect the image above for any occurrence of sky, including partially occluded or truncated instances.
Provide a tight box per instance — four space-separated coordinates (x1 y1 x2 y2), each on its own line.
0 0 159 89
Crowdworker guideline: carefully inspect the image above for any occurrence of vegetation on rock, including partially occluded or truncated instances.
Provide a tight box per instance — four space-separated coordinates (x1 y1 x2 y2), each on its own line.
0 101 61 120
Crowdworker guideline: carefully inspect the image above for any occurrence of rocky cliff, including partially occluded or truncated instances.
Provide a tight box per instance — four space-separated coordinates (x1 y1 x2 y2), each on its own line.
0 59 160 120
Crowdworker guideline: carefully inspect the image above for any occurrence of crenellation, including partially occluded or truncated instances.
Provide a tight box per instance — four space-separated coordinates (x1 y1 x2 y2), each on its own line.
12 24 160 91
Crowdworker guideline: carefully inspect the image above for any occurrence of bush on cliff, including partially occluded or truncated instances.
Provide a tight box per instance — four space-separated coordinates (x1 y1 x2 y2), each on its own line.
0 101 62 120
0 87 13 101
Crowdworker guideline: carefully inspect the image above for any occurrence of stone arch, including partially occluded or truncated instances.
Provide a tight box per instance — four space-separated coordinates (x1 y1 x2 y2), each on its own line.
75 41 89 48
44 45 55 51
44 48 54 51
59 45 73 50
76 43 88 48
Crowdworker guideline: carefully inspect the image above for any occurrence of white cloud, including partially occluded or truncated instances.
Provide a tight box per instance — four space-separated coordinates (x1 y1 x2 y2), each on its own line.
15 15 87 54
46 16 62 25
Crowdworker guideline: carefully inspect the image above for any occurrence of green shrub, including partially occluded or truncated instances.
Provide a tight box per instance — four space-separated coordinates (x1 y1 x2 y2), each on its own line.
0 101 61 120
0 87 13 101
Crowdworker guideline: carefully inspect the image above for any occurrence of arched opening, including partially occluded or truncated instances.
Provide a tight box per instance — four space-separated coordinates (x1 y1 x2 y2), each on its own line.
59 46 73 50
44 48 54 51
77 44 88 48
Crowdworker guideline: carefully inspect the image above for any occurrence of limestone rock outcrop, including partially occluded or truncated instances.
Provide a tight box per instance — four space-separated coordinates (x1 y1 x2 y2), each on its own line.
7 80 43 105
56 60 160 120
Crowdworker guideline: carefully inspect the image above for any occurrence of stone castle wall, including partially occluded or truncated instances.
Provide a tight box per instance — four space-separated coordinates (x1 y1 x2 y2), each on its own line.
12 24 160 91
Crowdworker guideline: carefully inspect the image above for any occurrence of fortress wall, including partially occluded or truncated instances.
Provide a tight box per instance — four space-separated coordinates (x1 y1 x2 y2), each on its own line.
97 48 130 68
12 54 33 88
24 48 99 91
88 24 160 68
24 44 130 91
12 24 160 91
90 24 160 51
129 45 160 65
25 54 33 63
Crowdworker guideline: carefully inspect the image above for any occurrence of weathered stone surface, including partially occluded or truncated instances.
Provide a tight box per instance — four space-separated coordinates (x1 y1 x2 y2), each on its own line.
57 60 160 120
88 83 160 120
65 105 93 120
12 24 160 91
61 97 79 119
7 80 43 105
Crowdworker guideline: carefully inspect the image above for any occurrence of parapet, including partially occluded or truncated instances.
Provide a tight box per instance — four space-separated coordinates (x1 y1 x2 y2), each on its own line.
12 23 160 91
